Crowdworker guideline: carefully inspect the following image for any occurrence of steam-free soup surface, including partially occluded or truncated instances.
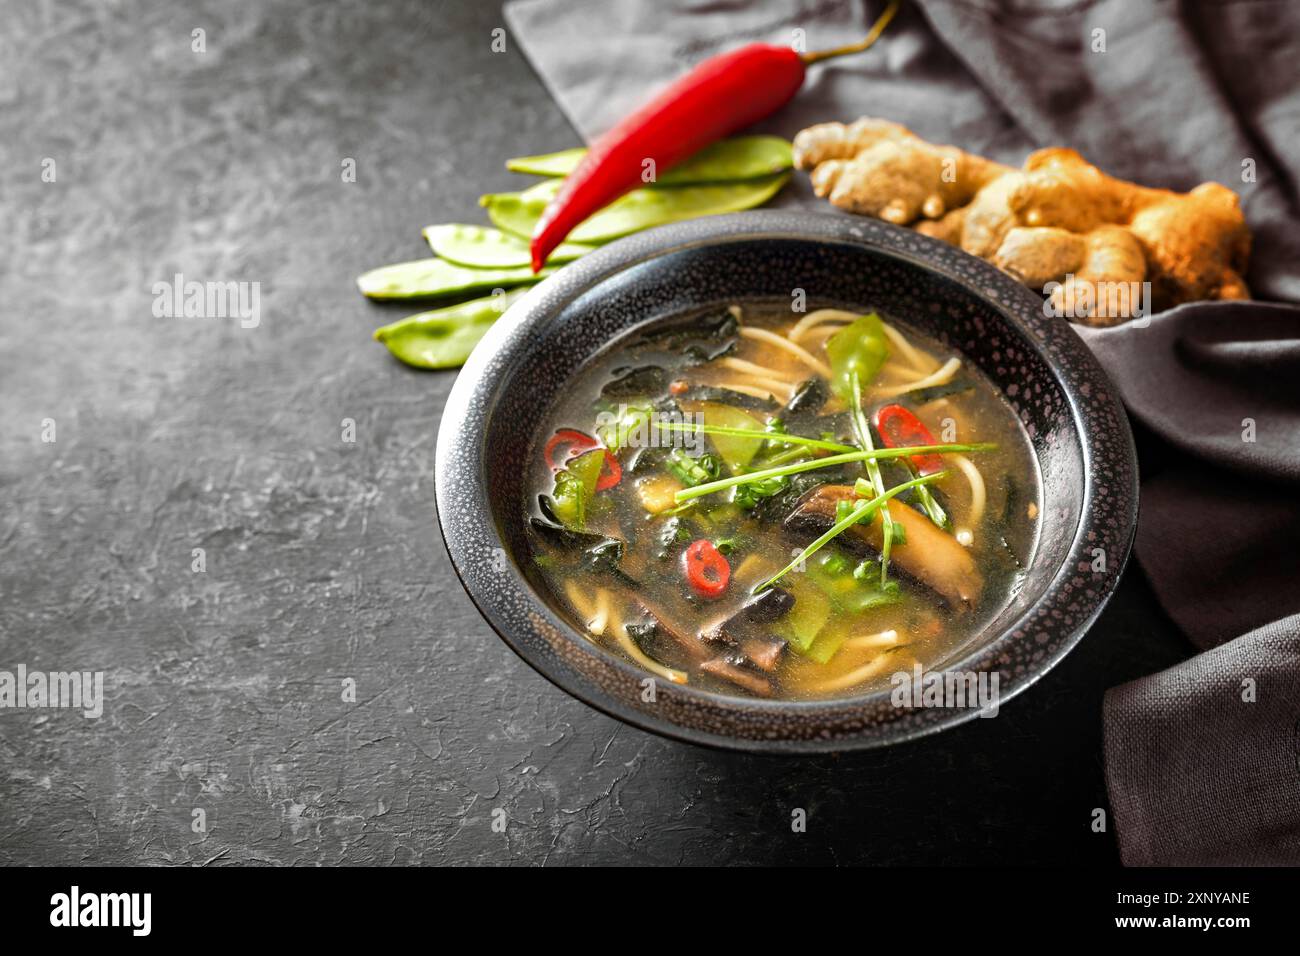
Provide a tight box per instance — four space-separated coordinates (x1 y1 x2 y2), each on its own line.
525 304 1039 700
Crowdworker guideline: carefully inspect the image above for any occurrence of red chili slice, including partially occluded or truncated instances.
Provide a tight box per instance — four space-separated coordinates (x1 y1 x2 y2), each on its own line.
683 539 730 599
544 429 600 471
544 428 623 491
872 404 944 475
595 452 622 491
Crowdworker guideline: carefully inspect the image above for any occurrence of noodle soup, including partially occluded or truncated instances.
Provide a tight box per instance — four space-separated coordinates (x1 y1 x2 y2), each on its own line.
525 305 1040 700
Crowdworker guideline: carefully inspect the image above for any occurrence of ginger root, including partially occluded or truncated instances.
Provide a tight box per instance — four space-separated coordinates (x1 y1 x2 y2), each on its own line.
793 119 1251 325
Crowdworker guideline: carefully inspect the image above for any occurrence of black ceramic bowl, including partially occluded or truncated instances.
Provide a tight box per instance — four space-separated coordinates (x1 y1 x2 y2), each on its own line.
436 211 1137 753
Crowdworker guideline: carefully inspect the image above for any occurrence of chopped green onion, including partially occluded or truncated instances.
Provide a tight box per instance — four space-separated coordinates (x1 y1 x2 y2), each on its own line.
714 537 741 556
852 558 878 581
913 481 950 531
820 549 852 577
665 448 722 487
731 473 789 510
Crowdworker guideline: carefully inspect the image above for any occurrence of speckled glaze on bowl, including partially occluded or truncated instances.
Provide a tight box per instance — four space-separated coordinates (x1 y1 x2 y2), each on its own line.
435 211 1137 753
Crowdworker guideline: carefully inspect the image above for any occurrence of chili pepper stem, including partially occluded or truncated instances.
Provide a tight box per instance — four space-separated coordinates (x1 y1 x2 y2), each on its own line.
800 0 900 66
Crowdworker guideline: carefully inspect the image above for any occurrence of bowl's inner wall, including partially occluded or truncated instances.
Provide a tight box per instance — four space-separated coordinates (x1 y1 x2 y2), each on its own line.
483 238 1083 666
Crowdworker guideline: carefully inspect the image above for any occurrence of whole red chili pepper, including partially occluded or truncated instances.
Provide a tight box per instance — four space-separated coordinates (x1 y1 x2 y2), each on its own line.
529 1 900 272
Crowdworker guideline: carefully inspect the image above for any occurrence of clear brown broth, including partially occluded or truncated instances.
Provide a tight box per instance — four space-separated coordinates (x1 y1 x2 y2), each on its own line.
525 306 1040 700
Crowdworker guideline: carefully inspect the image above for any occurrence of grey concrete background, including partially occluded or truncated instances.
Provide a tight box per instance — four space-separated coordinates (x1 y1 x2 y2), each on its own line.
1 0 1188 865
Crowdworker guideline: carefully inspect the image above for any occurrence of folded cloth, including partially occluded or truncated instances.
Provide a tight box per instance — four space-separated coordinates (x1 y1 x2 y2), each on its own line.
1081 306 1300 865
504 0 1300 864
1104 613 1300 866
1077 304 1300 650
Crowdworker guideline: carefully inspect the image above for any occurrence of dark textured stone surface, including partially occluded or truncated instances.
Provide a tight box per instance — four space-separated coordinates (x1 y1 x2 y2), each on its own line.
1 0 1189 865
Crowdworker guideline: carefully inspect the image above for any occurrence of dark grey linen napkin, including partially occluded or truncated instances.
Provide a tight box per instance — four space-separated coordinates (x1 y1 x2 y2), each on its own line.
1077 304 1300 650
503 0 1300 864
1104 612 1300 866
1079 305 1300 865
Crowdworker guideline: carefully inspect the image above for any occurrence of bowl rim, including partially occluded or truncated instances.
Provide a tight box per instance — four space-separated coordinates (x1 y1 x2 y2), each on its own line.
435 210 1138 753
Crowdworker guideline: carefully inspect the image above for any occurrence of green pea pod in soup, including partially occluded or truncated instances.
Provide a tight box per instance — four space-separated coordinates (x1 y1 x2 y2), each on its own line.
548 448 607 530
825 312 890 401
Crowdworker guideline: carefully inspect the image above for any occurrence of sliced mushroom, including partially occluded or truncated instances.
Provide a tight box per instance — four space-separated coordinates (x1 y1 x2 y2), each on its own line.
740 586 796 623
741 636 788 673
699 586 795 648
699 620 734 647
700 656 774 696
785 485 983 607
632 601 711 662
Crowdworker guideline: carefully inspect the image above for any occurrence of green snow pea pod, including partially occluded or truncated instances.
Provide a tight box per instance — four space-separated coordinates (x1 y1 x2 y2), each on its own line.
373 289 527 369
505 135 794 184
422 224 596 270
825 312 891 401
504 147 586 178
481 171 790 244
356 257 554 300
